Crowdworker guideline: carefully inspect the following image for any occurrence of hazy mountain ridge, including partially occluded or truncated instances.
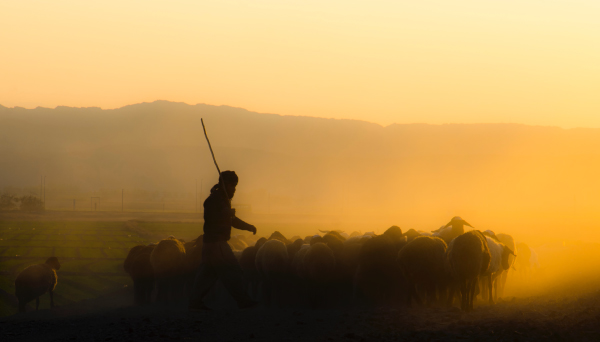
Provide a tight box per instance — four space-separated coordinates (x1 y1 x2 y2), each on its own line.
2 101 600 238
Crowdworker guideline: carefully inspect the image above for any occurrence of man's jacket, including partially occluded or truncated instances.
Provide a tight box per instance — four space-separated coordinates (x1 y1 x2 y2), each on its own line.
203 185 252 243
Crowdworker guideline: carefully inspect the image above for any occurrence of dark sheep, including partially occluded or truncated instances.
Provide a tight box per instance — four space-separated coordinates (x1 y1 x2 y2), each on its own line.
268 231 289 244
15 257 61 312
124 245 155 305
149 237 187 303
239 245 260 299
255 237 268 251
398 236 448 307
286 239 305 264
446 230 491 312
302 242 336 308
354 234 404 306
255 239 289 306
321 230 346 242
309 235 325 245
402 229 422 243
228 235 248 251
182 235 203 296
349 231 362 238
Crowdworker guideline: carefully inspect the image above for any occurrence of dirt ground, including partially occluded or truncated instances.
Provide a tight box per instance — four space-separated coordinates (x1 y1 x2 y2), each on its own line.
2 287 600 342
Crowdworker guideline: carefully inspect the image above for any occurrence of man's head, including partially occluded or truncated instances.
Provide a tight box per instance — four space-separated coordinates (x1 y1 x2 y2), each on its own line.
219 170 238 199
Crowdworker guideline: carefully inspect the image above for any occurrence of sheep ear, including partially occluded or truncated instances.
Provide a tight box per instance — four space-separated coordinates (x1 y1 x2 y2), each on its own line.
444 220 453 228
462 220 473 228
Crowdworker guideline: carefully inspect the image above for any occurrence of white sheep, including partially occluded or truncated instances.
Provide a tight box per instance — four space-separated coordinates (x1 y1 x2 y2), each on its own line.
482 236 515 304
495 233 516 297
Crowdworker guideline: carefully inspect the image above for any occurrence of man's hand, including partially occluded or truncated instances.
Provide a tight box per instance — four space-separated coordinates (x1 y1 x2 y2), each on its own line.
249 225 257 235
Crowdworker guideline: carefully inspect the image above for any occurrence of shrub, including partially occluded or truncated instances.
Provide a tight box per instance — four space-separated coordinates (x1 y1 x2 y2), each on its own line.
0 193 19 210
19 195 45 211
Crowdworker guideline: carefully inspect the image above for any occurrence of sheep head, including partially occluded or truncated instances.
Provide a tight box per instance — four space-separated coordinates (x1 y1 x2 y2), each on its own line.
501 245 515 270
45 257 61 270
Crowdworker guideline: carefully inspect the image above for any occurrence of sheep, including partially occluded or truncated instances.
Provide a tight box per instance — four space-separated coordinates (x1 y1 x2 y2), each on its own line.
481 236 515 304
15 257 61 312
182 236 203 296
402 229 423 243
255 237 267 251
349 231 362 238
291 244 311 279
397 236 448 307
495 233 516 298
514 242 539 284
309 235 325 245
233 234 251 246
124 244 155 305
320 230 347 242
228 235 248 251
268 231 289 244
434 216 474 245
302 242 337 308
240 245 260 299
255 239 289 306
286 239 305 264
445 230 490 312
354 233 403 306
382 225 407 249
149 236 187 303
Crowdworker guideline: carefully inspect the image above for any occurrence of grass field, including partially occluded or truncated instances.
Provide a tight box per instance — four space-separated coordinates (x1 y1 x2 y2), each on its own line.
0 219 204 317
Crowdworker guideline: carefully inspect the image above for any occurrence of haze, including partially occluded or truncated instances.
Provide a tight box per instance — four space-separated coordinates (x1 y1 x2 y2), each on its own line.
2 0 600 127
2 101 600 247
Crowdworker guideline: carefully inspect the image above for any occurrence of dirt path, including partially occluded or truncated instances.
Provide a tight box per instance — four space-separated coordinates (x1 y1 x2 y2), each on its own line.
2 289 600 342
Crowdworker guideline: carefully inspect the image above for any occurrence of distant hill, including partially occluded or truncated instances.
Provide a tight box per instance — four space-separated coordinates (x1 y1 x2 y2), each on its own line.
2 101 600 240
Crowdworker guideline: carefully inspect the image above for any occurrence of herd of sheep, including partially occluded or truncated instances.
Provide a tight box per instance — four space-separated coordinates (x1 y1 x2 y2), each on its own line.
120 216 539 312
14 216 542 313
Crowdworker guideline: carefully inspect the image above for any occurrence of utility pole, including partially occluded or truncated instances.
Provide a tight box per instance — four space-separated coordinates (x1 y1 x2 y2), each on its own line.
40 176 42 200
122 189 124 212
196 179 197 212
43 176 46 209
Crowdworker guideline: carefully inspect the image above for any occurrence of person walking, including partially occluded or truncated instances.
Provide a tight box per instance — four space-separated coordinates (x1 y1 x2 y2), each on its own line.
189 170 258 310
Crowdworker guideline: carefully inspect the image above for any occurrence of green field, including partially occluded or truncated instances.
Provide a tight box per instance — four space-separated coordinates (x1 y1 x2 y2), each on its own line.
0 220 203 317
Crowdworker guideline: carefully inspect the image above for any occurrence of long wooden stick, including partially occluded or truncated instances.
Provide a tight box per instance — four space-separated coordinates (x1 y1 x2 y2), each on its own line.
201 118 231 205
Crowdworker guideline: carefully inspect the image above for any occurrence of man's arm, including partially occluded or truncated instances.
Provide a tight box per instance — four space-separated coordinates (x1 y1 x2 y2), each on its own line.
232 213 257 235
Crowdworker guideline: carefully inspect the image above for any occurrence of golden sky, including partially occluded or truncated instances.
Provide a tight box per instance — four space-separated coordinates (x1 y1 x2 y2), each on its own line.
2 0 599 127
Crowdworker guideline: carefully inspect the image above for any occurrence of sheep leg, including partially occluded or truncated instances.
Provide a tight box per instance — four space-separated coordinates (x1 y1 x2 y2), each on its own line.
459 280 468 311
50 290 54 308
407 282 421 307
487 275 494 304
498 270 507 298
468 278 477 312
19 300 26 313
493 275 499 303
36 297 39 311
438 284 447 306
426 285 436 308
